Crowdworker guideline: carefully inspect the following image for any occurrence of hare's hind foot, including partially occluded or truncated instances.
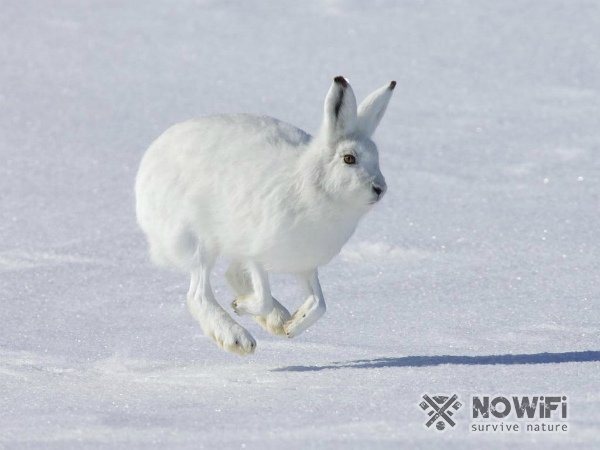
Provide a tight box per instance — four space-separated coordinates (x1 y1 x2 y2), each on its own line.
191 299 257 355
199 305 256 355
203 312 256 355
187 257 256 356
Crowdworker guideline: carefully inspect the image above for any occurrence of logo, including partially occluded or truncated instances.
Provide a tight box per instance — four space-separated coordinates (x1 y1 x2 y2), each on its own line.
419 394 462 430
470 395 568 433
419 393 569 433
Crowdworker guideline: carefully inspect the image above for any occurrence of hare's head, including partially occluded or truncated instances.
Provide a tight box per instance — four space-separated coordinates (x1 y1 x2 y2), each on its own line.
311 76 395 210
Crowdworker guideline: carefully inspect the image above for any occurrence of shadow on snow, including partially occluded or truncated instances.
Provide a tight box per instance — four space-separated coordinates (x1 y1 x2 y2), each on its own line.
272 350 600 372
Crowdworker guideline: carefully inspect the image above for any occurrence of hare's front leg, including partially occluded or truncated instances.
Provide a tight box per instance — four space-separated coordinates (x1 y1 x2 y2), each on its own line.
230 261 274 316
226 261 291 336
186 251 256 355
284 269 326 338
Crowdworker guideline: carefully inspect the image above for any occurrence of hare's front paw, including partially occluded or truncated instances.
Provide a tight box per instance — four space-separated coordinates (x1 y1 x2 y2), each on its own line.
253 298 292 337
283 295 325 338
232 294 271 317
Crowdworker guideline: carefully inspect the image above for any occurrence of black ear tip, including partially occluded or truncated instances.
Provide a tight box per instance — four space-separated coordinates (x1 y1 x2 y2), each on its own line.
334 76 348 87
389 81 397 90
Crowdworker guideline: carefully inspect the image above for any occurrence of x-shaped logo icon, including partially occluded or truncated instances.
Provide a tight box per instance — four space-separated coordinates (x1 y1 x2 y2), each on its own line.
419 394 462 430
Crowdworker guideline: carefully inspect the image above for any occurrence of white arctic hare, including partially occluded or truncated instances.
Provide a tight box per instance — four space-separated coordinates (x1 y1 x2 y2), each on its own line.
135 76 395 355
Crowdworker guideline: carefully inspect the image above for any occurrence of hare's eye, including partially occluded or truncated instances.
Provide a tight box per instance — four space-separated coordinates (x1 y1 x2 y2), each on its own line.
343 154 356 165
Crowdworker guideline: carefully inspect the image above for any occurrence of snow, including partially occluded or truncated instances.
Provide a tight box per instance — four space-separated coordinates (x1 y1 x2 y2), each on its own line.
1 0 599 448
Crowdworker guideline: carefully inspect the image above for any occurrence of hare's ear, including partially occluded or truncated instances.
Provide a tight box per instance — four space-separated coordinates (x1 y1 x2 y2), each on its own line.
356 81 396 138
322 76 357 141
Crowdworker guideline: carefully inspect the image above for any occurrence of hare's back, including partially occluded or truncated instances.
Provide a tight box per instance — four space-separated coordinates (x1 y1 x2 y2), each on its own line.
135 114 311 263
142 114 309 182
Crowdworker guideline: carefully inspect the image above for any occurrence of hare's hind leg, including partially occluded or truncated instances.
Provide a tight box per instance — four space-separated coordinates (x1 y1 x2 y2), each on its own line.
284 269 326 338
187 250 256 355
226 261 291 337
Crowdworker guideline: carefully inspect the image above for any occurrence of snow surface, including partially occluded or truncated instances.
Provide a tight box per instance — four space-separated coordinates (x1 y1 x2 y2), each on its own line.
1 0 599 448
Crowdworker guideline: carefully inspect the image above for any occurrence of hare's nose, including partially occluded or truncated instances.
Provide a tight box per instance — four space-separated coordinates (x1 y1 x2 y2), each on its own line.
372 185 383 196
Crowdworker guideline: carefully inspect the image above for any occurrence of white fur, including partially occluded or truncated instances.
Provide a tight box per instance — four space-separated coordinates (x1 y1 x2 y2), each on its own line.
135 76 395 355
